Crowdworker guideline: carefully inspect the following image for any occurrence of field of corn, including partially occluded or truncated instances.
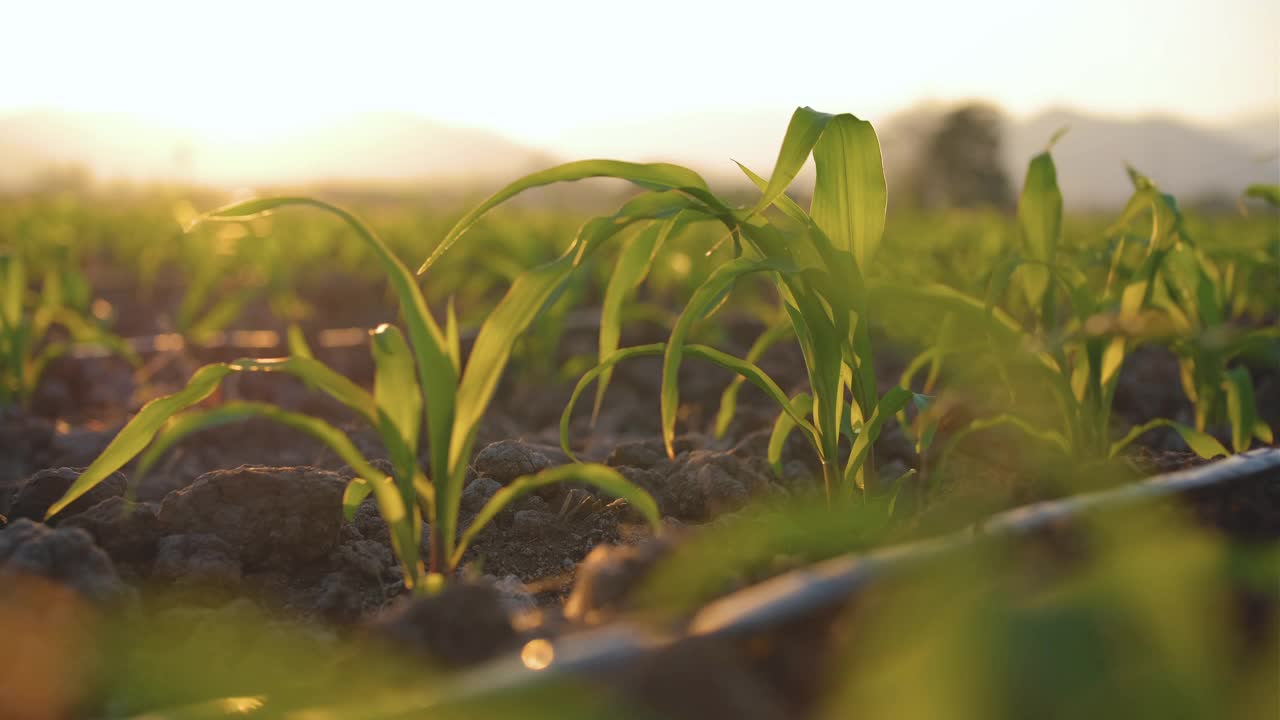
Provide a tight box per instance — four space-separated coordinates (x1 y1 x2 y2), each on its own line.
1 108 1278 719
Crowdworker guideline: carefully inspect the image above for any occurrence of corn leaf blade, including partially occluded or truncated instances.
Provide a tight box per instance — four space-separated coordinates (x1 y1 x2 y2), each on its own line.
420 160 725 273
809 113 888 271
454 464 660 568
45 363 234 518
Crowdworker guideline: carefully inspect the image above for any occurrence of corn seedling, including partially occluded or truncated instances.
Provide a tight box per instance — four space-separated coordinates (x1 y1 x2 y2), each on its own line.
45 198 661 594
0 250 138 408
442 108 926 501
886 146 1235 473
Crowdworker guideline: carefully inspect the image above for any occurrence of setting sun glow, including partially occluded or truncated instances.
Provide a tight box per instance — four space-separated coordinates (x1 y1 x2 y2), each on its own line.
6 0 1276 152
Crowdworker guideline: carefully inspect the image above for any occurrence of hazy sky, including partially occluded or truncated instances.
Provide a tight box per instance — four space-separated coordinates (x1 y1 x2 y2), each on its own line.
5 0 1277 154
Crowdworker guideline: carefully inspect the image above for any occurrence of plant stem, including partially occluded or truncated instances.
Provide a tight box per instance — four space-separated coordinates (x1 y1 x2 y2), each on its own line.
821 458 841 506
429 526 444 576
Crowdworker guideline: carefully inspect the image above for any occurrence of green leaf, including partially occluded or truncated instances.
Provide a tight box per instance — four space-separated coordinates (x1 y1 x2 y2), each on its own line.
594 215 684 422
661 256 795 457
1223 367 1258 453
41 306 142 368
2 252 26 330
1109 419 1229 460
562 343 665 462
1253 420 1274 446
229 356 377 426
286 323 314 360
453 464 660 567
184 287 260 344
420 160 727 274
444 296 461 373
45 363 235 519
192 197 457 560
809 113 888 271
768 393 813 475
735 161 810 224
1244 184 1280 208
562 343 817 464
372 323 423 491
134 401 420 588
24 341 70 398
749 107 835 218
887 468 918 518
451 253 574 467
1017 149 1063 311
936 414 1073 482
844 386 914 490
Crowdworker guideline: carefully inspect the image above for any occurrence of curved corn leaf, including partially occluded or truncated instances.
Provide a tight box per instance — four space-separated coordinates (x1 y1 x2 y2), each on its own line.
886 468 918 518
444 251 578 564
715 319 793 438
662 257 795 457
749 107 835 217
453 463 660 568
444 296 461 373
372 323 422 473
192 197 457 551
419 160 727 274
561 343 817 463
809 113 888 272
936 413 1073 484
844 386 915 490
636 497 891 617
133 401 268 482
594 215 686 422
184 287 260 345
735 161 809 224
341 469 435 522
229 356 377 426
1223 367 1258 453
45 363 235 518
1244 183 1280 208
286 323 314 359
1109 419 1228 460
372 324 424 524
1254 420 1274 446
132 400 419 588
451 252 575 466
25 341 70 398
768 393 813 475
43 306 141 367
562 343 665 462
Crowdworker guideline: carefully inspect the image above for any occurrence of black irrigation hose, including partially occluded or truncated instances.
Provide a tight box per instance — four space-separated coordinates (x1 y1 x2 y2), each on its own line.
433 448 1280 708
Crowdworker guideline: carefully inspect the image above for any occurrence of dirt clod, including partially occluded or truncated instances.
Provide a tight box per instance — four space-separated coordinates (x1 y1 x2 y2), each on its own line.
460 476 502 513
61 497 160 566
7 467 127 524
153 534 242 591
366 580 519 666
158 465 346 571
0 518 127 604
472 440 554 485
664 450 775 522
565 536 674 623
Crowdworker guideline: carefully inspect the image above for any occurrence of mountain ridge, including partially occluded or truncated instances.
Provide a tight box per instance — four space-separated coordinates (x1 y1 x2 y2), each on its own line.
1 106 1275 206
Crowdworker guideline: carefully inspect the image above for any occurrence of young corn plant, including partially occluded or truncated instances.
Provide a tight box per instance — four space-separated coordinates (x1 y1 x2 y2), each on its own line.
884 145 1234 472
1148 181 1279 453
45 198 662 595
435 108 922 502
0 250 138 408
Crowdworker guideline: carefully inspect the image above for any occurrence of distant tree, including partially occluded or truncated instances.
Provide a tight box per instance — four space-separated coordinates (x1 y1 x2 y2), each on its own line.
912 103 1013 209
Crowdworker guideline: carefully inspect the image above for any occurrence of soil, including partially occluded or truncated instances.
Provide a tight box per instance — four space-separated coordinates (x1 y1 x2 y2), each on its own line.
1 305 1275 718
